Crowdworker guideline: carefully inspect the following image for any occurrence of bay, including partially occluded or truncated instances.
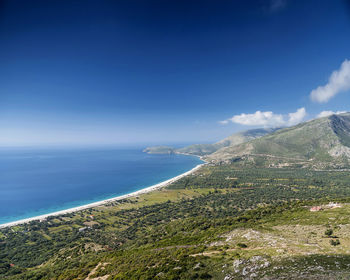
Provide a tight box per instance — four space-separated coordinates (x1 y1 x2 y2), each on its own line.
0 147 202 225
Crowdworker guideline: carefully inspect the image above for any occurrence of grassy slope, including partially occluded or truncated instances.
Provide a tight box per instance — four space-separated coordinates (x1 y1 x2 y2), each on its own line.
2 164 350 279
207 114 350 168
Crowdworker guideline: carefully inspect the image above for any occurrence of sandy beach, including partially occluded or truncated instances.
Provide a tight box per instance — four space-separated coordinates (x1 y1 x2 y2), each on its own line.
0 163 205 229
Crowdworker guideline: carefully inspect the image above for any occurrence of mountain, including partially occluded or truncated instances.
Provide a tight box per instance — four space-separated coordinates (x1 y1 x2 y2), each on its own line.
144 128 279 156
143 146 175 154
206 113 350 168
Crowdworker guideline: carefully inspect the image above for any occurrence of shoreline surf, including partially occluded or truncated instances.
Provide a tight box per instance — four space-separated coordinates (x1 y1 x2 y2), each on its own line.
0 162 206 229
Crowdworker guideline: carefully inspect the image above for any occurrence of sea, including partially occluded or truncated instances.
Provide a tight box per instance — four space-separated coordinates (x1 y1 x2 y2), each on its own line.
0 147 203 225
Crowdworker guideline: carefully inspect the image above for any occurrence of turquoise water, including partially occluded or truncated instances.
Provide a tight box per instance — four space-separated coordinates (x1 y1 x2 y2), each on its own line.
0 147 203 225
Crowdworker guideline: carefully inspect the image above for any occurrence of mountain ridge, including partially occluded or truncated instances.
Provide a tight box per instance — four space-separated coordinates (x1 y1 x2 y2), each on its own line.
206 113 350 169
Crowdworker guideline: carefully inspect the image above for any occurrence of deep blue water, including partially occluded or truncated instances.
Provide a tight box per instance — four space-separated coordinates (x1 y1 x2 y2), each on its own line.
0 147 202 225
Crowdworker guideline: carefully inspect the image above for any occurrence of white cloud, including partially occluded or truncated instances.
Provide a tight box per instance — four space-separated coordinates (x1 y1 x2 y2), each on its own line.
220 108 306 127
310 59 350 103
230 111 285 126
287 107 306 126
317 110 346 118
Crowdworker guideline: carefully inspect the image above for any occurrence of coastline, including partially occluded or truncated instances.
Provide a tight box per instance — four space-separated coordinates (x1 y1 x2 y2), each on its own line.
0 162 206 229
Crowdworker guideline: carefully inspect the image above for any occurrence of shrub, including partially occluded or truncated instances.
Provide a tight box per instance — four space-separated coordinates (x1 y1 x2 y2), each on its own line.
325 228 333 237
330 239 340 246
237 243 248 248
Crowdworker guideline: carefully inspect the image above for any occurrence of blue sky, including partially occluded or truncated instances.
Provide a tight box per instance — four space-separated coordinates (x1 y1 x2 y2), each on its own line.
1 0 350 146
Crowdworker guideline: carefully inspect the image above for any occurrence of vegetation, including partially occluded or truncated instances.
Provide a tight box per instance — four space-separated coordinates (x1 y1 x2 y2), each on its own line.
2 162 350 279
330 239 340 246
324 229 333 237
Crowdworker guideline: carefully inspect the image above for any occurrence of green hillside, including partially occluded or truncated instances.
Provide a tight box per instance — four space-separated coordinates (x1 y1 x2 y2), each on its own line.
207 113 350 169
3 165 350 279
